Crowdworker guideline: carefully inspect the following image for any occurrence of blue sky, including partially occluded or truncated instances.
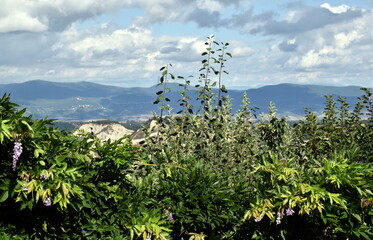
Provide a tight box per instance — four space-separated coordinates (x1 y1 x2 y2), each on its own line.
0 0 372 88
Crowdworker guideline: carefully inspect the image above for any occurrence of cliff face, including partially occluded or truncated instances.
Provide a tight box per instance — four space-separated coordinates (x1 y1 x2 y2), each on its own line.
75 123 134 142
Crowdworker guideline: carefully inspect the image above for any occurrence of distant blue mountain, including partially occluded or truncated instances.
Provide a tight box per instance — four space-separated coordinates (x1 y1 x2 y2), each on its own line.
0 80 123 100
0 80 368 121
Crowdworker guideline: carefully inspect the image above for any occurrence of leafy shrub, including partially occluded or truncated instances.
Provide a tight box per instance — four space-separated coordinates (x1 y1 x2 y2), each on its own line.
140 36 372 239
0 93 140 238
1 36 372 239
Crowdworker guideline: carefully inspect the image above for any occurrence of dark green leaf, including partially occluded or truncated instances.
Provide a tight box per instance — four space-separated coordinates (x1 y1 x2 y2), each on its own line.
0 191 9 202
221 85 228 93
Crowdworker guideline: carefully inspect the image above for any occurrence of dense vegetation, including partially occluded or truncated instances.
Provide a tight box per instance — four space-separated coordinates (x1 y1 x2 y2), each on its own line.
1 36 372 239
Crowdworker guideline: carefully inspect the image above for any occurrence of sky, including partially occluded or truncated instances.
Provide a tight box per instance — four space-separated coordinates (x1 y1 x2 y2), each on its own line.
0 0 373 89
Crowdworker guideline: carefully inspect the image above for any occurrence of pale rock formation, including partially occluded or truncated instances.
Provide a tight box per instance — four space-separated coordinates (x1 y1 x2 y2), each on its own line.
75 123 134 142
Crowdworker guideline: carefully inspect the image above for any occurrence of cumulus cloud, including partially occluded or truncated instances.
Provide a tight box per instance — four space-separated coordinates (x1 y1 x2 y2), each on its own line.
0 1 372 88
57 25 207 66
0 0 250 33
0 11 48 33
0 0 129 33
320 3 350 14
0 19 214 86
230 40 254 58
0 32 58 65
132 0 240 27
265 7 373 87
250 5 363 35
278 38 297 52
219 3 372 87
283 10 370 71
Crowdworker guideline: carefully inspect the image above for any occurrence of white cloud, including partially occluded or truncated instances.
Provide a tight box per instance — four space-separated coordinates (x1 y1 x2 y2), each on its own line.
334 30 363 49
287 9 371 70
196 0 224 12
231 46 253 58
0 21 213 86
246 3 363 35
0 0 129 32
0 1 372 88
275 15 372 87
67 27 153 62
320 3 350 14
298 48 337 68
0 11 48 33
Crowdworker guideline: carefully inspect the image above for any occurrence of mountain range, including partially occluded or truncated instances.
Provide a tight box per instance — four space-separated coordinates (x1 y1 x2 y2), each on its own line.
0 80 369 121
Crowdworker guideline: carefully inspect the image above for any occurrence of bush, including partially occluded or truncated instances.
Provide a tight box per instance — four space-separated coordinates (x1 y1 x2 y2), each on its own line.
139 36 372 239
1 36 372 239
0 93 140 238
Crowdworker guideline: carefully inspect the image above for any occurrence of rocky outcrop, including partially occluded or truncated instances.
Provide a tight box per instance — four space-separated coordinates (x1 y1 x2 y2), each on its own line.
74 120 165 145
75 123 134 142
131 120 160 145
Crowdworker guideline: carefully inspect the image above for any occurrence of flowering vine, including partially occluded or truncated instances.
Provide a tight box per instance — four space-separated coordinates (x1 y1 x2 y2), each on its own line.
12 141 23 171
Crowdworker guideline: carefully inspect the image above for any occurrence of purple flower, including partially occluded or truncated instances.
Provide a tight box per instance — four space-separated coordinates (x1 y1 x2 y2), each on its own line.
276 217 281 225
12 141 23 171
40 173 47 180
22 184 28 191
44 197 52 206
165 212 174 223
286 208 295 216
167 213 174 223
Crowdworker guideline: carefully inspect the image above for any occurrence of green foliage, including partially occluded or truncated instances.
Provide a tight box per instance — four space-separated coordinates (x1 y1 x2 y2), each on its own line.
0 94 140 238
1 37 372 239
152 160 251 239
125 208 172 240
245 148 372 239
154 64 174 123
140 36 372 239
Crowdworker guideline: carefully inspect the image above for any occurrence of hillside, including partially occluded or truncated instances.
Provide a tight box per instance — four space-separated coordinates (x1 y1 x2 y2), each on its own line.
0 80 368 121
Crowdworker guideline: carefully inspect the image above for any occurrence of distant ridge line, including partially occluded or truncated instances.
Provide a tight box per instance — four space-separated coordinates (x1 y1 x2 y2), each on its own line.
0 80 370 121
